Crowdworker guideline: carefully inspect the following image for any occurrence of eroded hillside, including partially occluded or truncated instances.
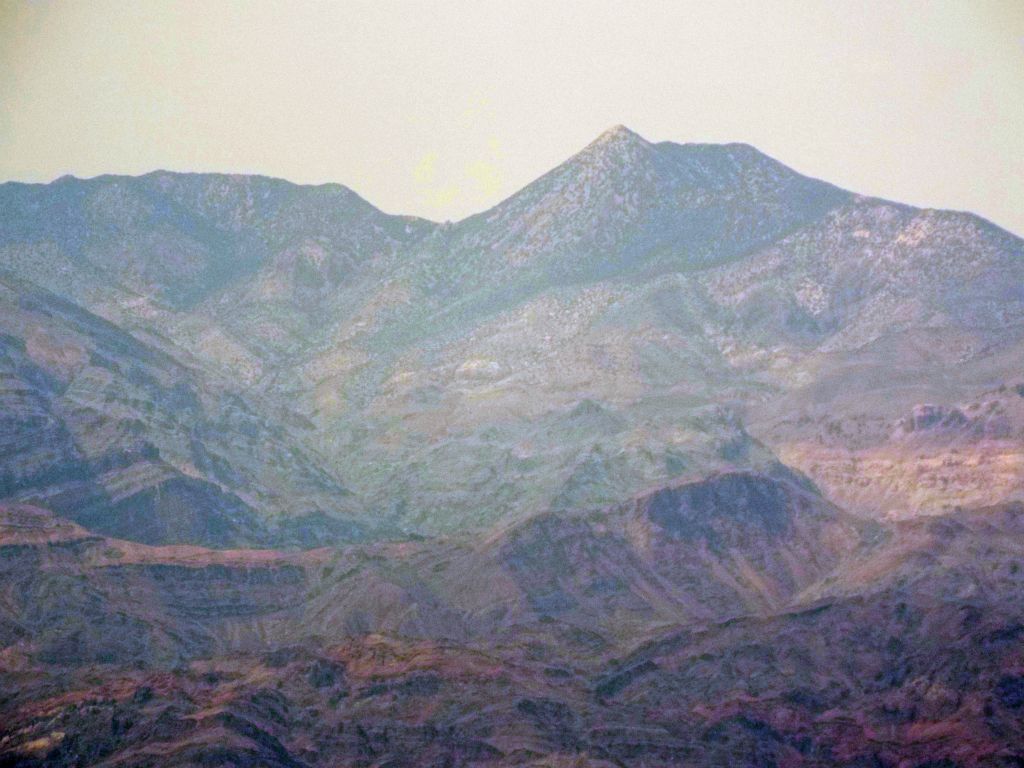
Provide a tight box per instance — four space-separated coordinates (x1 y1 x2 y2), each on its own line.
3 127 1020 536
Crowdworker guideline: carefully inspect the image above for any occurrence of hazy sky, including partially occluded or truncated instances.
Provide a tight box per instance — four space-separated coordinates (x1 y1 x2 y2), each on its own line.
2 1 1022 233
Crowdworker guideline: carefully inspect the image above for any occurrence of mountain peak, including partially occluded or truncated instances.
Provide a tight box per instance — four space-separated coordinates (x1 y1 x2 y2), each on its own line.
587 124 648 151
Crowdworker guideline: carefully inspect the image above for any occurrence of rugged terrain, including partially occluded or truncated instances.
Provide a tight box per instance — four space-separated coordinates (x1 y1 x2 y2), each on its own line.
3 493 1024 766
3 126 1021 537
1 126 1023 765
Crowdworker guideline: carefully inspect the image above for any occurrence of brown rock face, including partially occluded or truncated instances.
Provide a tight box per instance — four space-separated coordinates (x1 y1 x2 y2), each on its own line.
3 494 1024 766
773 386 1024 519
1 127 1024 765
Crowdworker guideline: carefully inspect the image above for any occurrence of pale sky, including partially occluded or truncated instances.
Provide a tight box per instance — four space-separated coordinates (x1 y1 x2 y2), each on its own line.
1 0 1022 234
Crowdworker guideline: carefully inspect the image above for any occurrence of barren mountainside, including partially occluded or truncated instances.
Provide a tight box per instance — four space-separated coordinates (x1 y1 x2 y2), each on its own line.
3 126 1021 538
1 126 1023 766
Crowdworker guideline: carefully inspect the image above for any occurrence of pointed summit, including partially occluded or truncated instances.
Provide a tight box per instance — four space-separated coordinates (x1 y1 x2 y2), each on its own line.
566 124 655 178
593 123 643 143
459 125 848 280
584 124 650 154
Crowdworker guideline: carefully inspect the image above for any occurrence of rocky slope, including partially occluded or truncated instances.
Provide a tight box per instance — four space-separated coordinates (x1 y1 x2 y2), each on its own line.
0 472 869 665
770 383 1024 518
285 128 1023 532
1 124 1023 765
0 271 375 548
2 126 1022 535
2 495 1023 766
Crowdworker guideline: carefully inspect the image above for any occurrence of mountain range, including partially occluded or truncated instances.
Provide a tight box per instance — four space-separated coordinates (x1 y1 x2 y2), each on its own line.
1 126 1023 766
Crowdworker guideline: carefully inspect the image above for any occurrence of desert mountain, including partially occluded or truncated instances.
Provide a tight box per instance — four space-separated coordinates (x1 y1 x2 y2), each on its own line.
2 124 1024 767
3 491 1024 765
6 126 1018 537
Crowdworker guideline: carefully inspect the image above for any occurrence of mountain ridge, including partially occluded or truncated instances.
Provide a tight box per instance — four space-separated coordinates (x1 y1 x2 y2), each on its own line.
9 125 1016 237
1 125 1022 540
4 494 1024 765
3 125 1024 767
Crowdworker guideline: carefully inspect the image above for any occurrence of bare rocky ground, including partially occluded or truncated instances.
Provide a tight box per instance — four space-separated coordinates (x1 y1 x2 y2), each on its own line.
1 127 1023 765
2 492 1024 766
3 126 1021 538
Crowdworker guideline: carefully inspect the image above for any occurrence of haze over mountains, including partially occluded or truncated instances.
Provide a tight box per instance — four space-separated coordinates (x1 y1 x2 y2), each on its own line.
2 126 1024 766
3 125 1021 542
